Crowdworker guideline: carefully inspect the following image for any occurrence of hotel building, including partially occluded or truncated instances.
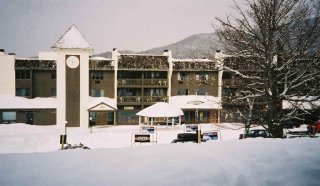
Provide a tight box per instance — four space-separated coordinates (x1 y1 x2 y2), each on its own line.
0 25 222 127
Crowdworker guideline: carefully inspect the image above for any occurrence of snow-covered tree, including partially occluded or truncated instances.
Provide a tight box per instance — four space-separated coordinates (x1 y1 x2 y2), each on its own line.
215 0 320 137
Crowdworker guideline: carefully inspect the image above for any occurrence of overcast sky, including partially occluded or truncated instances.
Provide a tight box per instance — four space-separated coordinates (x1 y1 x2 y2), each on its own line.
0 0 239 57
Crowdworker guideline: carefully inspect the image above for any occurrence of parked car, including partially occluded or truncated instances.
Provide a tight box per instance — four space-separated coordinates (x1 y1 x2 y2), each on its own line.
171 133 204 143
240 129 269 139
307 120 320 133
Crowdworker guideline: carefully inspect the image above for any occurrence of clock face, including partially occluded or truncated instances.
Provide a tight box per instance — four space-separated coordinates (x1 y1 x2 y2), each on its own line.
66 56 80 68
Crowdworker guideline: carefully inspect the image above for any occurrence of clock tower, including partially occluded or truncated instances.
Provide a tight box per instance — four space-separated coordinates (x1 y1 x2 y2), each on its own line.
52 25 93 128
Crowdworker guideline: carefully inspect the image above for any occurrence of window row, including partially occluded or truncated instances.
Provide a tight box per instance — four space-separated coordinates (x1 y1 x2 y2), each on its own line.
177 72 210 81
117 88 167 97
15 88 56 97
16 70 56 80
118 71 167 79
177 88 208 95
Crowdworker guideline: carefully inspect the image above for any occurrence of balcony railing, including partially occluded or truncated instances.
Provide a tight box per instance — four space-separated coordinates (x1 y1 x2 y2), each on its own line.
117 79 168 87
117 79 142 86
144 79 168 86
117 96 168 104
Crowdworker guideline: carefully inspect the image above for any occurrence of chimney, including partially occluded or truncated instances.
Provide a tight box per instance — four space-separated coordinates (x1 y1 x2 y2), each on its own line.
8 53 15 56
163 49 172 58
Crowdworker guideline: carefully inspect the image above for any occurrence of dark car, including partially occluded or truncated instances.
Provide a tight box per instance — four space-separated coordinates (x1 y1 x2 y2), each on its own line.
171 133 204 143
240 129 269 139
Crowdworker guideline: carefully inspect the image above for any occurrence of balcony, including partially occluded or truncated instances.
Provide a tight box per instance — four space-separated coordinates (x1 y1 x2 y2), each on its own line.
117 79 168 87
117 79 142 87
117 96 168 105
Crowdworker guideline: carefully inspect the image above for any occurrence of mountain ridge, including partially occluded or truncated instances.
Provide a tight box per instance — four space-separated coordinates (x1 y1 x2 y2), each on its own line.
96 32 221 59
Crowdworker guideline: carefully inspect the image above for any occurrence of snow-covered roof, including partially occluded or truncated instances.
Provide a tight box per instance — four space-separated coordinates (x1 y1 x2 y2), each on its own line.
0 95 57 109
51 25 93 50
172 59 218 71
118 54 169 70
90 56 112 61
15 59 56 70
172 58 213 62
136 102 183 117
169 95 221 110
87 97 117 111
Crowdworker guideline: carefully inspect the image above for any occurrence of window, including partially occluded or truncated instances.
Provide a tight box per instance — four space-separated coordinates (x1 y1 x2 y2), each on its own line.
91 89 104 97
118 88 140 96
16 70 30 79
51 71 56 79
177 89 189 95
119 71 141 79
196 88 208 95
196 73 208 81
177 72 188 81
51 88 56 97
144 88 165 96
2 112 16 123
91 71 103 80
16 88 30 96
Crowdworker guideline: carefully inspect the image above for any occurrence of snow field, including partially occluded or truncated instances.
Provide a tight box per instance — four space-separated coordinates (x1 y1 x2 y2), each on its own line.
0 123 319 186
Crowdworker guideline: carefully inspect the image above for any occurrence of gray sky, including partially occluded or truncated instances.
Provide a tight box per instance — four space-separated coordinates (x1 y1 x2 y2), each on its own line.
0 0 237 57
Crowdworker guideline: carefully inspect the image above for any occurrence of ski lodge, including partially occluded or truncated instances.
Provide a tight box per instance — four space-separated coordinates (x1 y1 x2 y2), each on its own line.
0 25 223 127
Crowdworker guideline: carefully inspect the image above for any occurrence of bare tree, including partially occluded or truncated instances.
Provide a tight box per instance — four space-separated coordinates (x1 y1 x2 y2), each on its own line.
215 0 320 137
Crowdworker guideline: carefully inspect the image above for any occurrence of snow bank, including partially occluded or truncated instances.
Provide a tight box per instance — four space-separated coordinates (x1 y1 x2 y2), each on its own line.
0 123 241 154
1 123 319 186
0 138 319 186
0 95 56 109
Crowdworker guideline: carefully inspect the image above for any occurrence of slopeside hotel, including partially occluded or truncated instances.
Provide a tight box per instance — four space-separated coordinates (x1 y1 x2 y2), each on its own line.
0 25 223 128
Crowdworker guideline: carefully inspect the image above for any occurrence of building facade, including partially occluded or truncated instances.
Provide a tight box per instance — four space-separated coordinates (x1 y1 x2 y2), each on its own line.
0 25 222 127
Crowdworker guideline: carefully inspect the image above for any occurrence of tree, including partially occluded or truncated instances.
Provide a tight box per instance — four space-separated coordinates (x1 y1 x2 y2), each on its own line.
215 0 320 137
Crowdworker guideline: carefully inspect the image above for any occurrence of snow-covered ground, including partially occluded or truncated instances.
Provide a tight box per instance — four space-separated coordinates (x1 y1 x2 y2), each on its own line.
0 123 319 186
0 123 244 154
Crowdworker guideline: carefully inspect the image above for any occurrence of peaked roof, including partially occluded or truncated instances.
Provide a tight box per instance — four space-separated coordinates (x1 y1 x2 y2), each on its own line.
87 97 117 111
52 25 93 50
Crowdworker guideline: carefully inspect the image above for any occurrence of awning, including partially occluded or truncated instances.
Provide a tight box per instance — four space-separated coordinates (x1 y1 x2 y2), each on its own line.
136 102 183 117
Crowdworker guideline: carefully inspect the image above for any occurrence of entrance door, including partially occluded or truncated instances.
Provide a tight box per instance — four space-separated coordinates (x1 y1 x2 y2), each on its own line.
96 112 108 125
27 112 33 125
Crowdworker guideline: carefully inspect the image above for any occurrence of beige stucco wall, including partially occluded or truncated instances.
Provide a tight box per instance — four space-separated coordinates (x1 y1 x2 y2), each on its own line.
0 54 15 96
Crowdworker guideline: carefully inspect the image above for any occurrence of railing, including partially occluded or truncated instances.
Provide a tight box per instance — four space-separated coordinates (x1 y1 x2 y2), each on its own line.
144 79 167 86
118 96 142 103
143 96 168 103
117 96 168 104
117 78 168 87
117 79 142 86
